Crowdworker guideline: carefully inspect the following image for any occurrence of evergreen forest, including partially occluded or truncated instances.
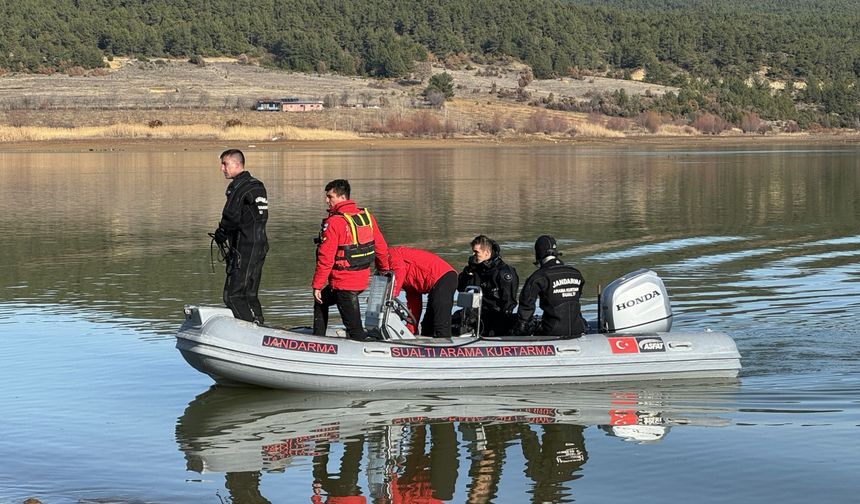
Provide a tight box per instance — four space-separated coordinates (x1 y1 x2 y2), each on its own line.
2 0 859 127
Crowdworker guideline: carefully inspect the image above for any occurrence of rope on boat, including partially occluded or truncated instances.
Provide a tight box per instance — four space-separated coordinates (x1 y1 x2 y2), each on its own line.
207 232 235 273
374 333 577 349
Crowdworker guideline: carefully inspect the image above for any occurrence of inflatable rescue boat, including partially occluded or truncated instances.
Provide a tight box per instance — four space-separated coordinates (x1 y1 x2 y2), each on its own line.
175 269 741 390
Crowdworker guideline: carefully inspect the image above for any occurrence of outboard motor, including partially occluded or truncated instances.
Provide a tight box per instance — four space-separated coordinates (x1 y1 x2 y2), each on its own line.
364 272 417 340
599 269 673 334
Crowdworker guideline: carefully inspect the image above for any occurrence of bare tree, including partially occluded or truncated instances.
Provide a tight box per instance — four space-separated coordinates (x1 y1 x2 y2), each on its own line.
740 111 763 133
414 61 432 82
426 90 446 109
323 93 338 108
358 91 372 107
196 91 211 108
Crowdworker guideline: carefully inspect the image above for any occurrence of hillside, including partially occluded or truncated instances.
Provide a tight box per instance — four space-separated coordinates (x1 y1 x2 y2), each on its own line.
1 0 859 131
0 58 688 140
0 58 675 113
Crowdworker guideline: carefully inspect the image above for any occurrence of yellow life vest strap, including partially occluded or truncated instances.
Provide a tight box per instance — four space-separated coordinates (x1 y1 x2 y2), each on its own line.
342 209 373 245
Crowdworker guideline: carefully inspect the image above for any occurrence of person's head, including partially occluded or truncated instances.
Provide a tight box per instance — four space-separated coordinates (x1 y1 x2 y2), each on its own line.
219 149 245 179
534 234 560 265
324 179 351 209
470 235 495 263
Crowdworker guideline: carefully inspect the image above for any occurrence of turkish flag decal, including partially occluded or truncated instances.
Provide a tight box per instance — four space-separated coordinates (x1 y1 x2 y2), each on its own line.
607 337 639 354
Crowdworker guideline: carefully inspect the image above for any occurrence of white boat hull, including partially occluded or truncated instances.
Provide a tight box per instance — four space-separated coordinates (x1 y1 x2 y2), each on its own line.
176 306 741 391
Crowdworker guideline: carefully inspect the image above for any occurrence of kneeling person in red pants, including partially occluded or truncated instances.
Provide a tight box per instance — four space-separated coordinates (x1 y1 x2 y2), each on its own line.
387 246 457 337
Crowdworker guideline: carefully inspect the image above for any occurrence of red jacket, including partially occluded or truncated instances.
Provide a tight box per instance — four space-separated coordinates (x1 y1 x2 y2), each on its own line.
312 200 389 291
388 246 455 333
311 495 366 504
389 479 444 504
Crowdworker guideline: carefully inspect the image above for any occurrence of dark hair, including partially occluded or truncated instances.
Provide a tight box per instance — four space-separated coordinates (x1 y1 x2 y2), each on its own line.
470 235 494 251
219 149 245 166
471 235 501 259
325 179 351 198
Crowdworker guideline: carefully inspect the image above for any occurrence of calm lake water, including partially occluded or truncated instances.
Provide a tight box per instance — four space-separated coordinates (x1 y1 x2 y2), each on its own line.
1 142 859 503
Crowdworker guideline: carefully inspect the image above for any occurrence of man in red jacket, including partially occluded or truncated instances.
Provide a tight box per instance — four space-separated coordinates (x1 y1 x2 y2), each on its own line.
312 179 389 340
388 246 457 337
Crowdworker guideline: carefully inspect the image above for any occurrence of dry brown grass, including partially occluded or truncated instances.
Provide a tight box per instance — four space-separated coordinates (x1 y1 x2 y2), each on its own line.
570 122 626 138
0 99 631 141
655 124 699 136
0 123 358 142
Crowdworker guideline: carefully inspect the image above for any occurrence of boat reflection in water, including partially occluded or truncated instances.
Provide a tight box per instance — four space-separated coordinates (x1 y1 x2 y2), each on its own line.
176 382 736 503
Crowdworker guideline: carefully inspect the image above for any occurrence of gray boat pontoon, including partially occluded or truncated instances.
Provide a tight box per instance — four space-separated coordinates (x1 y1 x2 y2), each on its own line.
176 269 741 390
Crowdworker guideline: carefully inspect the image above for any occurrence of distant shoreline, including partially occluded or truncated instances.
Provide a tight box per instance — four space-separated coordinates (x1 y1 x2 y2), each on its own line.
2 130 858 154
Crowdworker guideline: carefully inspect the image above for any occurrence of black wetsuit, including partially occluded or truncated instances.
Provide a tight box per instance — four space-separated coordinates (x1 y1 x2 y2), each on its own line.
457 250 519 336
516 258 586 337
217 171 268 324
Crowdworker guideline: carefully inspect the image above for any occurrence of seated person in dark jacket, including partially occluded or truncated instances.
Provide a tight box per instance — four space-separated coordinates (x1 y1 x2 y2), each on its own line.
515 235 587 337
456 235 519 336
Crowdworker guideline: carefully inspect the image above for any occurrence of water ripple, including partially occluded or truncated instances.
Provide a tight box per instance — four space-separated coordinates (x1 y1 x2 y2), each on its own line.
664 248 783 271
586 236 747 261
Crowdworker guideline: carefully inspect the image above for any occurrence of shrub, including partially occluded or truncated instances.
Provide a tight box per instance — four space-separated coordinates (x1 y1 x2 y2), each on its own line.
323 93 338 109
411 110 443 135
369 114 405 134
740 111 763 133
606 117 629 131
587 111 603 125
518 71 534 88
8 110 30 127
691 113 731 134
783 120 801 133
424 73 454 100
522 110 570 134
65 66 87 77
189 55 206 67
635 110 662 133
476 66 501 77
523 110 549 133
370 111 451 136
478 113 507 135
550 116 570 133
426 90 446 109
515 88 531 102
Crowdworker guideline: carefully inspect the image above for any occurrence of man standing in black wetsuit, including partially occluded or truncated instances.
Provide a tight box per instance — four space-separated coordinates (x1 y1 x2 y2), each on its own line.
515 235 587 337
212 149 269 324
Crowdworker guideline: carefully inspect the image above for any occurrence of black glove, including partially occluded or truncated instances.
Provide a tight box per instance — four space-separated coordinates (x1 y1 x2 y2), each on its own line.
513 318 533 336
213 227 228 246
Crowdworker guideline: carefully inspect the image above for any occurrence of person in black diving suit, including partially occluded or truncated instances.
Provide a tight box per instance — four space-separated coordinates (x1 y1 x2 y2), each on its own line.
515 235 587 337
456 235 519 336
212 149 269 324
